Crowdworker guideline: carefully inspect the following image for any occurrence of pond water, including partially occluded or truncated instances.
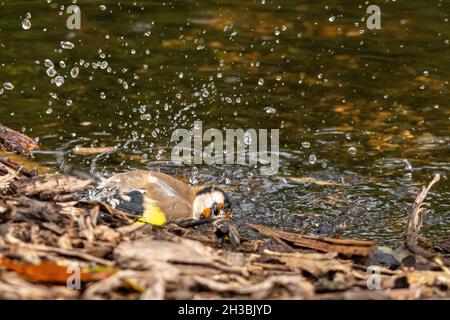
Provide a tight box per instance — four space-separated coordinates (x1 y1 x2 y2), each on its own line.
1 0 449 244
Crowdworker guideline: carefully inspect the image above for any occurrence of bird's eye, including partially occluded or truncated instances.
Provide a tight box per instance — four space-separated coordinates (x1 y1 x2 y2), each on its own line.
213 203 227 215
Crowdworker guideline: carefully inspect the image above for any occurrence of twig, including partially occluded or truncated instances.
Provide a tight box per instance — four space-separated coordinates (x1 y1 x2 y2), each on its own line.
175 217 214 228
405 174 450 271
0 157 37 178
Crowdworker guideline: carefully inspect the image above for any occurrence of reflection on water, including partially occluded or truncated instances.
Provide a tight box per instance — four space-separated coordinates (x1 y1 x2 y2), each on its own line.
0 1 449 244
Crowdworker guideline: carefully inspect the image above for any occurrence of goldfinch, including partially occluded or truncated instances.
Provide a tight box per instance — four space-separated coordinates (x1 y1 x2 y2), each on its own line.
98 170 232 226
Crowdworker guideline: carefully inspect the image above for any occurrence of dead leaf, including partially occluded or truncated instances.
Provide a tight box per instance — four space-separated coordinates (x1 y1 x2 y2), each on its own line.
0 257 116 283
194 275 314 299
263 249 352 277
114 238 218 268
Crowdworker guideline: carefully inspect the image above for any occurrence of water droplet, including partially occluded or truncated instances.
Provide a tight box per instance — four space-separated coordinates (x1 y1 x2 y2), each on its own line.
60 41 74 49
66 99 73 106
348 146 357 155
99 4 106 10
258 78 264 86
202 90 209 98
22 18 31 30
100 92 106 99
100 61 108 69
402 159 412 172
139 105 147 114
301 141 310 148
264 106 276 113
54 76 64 87
308 154 317 164
179 72 184 79
46 67 57 77
59 61 66 68
329 15 336 22
189 176 198 185
423 70 429 76
70 67 79 78
3 82 14 90
44 59 54 68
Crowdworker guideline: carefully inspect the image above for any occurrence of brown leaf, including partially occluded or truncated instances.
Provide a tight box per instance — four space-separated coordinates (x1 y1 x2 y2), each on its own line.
263 249 352 277
0 257 116 283
114 238 218 268
194 275 314 299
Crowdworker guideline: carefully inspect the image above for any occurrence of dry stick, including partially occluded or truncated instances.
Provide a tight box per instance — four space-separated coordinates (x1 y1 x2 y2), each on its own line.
0 157 36 178
405 174 450 272
175 217 214 228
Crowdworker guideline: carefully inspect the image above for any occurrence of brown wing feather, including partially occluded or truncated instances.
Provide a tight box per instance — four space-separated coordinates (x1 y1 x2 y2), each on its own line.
100 170 199 220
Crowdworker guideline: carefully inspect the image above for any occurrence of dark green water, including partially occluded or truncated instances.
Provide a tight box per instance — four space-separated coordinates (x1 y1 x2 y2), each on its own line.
0 0 449 243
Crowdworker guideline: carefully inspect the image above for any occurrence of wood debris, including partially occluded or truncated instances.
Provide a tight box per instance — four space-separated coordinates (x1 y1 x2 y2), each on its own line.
0 124 39 156
249 223 376 256
72 146 117 156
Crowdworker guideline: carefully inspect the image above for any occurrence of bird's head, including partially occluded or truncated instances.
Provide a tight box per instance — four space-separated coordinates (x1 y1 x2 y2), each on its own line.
192 187 232 220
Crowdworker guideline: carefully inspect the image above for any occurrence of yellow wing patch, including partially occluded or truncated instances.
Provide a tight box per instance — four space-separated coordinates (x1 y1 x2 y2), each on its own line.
134 198 167 226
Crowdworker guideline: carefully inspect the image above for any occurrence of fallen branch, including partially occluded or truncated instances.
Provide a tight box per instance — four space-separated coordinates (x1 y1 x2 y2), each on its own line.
175 217 214 228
